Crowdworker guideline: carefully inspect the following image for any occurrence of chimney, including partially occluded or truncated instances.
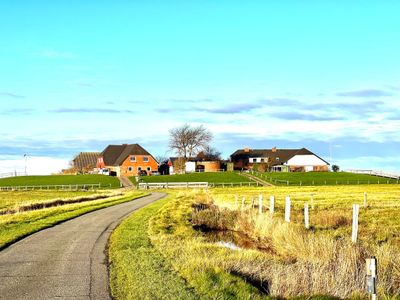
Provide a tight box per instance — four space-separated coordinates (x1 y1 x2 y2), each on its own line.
272 147 277 153
244 147 250 153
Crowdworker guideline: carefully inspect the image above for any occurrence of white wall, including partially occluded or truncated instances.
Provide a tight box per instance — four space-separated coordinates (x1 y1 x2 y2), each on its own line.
185 161 196 173
287 155 328 166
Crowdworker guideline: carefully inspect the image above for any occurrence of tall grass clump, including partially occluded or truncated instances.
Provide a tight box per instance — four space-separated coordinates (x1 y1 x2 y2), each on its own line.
188 191 400 298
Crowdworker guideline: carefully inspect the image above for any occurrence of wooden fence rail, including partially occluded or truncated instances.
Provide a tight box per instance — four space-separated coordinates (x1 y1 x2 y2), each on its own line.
0 183 102 191
138 181 260 189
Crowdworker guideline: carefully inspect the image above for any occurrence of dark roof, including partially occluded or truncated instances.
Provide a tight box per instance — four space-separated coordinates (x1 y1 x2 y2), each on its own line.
230 148 329 166
101 144 155 166
73 152 100 169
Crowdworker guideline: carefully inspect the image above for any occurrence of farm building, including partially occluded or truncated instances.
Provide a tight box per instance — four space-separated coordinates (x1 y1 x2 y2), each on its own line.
230 147 329 172
168 157 221 174
96 144 158 177
71 152 100 173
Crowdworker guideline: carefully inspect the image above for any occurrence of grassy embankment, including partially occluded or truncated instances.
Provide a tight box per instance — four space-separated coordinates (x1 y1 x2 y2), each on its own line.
134 172 252 184
0 190 103 212
0 174 120 188
109 194 198 300
253 171 399 185
0 190 147 249
113 186 400 299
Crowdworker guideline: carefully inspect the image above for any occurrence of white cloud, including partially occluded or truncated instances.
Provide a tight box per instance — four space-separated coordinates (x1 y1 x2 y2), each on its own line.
0 156 69 176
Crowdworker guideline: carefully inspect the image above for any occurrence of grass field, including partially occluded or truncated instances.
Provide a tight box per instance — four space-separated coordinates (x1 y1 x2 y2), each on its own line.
134 172 252 184
253 171 399 185
0 190 101 212
114 186 399 299
0 174 120 188
0 190 147 249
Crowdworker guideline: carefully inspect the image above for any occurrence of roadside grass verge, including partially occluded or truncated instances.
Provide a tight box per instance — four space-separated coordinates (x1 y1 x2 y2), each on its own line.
253 171 399 186
0 190 110 212
108 194 198 300
0 174 120 188
0 191 147 250
134 172 251 184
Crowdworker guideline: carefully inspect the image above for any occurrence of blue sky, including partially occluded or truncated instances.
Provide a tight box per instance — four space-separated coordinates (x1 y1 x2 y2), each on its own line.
1 1 399 174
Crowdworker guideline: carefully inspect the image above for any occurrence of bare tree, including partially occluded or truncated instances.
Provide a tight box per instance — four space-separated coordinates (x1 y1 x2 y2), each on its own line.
200 146 221 161
155 155 169 164
169 124 212 160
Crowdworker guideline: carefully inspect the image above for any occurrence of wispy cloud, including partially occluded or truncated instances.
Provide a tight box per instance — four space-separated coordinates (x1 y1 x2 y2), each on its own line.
51 108 133 114
272 112 344 121
336 89 393 98
0 92 25 98
0 108 34 115
75 82 93 87
196 103 262 114
36 49 78 59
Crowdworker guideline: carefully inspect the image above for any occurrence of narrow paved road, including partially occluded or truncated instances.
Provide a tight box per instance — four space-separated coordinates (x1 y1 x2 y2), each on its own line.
0 192 166 300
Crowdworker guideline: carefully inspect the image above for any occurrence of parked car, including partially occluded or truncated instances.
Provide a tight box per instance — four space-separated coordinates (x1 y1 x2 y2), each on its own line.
138 170 147 176
100 168 110 176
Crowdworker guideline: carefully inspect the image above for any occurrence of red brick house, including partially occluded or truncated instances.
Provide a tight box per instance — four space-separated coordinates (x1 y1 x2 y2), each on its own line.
97 144 158 176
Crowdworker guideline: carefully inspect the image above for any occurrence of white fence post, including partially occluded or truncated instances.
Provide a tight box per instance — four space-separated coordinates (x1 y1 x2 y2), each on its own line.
304 203 310 229
285 196 291 223
258 194 263 214
269 195 275 215
366 258 377 300
352 204 360 243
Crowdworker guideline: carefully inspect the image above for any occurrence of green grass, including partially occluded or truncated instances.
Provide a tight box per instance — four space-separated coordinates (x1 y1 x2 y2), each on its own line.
0 190 100 211
134 172 252 184
254 171 399 185
0 190 147 250
108 194 198 300
0 174 120 188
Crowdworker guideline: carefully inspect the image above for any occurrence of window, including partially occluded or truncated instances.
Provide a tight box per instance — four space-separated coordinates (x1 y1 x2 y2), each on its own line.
261 158 265 162
128 167 133 172
147 167 151 171
143 156 149 162
138 167 142 171
130 156 136 162
276 157 280 161
252 158 257 163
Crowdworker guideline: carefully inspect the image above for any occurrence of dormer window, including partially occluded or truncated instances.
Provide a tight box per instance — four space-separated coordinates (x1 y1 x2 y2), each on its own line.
276 157 280 161
130 156 136 162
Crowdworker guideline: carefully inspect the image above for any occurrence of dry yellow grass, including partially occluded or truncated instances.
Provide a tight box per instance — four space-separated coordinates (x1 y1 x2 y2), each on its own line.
148 186 400 298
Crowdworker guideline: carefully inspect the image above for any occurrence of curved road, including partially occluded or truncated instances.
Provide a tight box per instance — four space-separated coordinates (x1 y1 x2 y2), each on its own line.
0 192 166 300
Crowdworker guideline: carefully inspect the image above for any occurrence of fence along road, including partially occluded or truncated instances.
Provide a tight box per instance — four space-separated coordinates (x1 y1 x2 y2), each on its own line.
0 192 166 300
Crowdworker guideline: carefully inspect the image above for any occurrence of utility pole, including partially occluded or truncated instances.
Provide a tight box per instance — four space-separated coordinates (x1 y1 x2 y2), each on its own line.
24 154 28 176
